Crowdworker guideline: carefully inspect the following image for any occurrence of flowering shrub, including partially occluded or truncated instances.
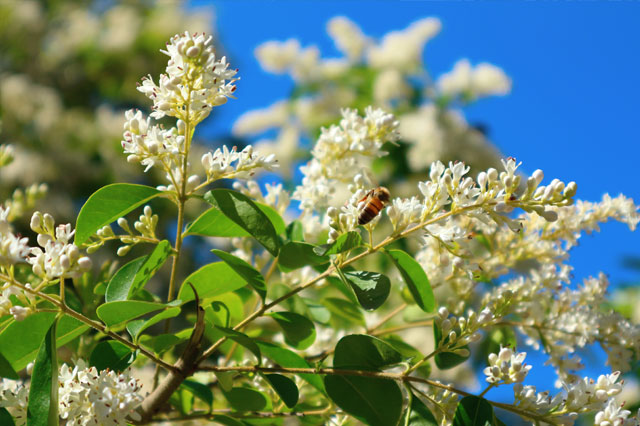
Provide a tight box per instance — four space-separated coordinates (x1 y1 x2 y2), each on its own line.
0 25 639 426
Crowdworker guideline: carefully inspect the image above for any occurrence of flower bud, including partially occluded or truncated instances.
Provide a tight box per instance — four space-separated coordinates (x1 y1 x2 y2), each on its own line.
117 245 132 257
78 257 92 271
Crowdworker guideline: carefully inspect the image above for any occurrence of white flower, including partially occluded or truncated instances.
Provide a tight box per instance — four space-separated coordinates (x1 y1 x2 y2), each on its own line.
0 231 30 267
594 399 633 426
387 197 425 234
484 347 532 384
0 379 28 425
327 16 368 61
201 144 278 182
437 59 511 100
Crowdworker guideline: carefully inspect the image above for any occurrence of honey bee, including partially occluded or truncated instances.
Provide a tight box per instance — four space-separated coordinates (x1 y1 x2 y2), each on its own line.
357 187 390 225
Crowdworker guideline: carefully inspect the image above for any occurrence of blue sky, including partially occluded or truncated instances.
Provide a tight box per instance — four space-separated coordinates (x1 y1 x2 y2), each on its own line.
194 0 639 288
189 0 640 403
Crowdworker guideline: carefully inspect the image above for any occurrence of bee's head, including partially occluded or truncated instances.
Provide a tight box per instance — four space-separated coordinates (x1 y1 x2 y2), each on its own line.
376 187 390 204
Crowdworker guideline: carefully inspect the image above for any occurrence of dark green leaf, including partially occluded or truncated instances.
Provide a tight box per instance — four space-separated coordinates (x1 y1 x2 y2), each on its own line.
223 387 268 412
341 271 390 310
0 313 88 371
204 189 280 256
323 297 365 327
27 319 58 426
75 183 161 245
257 341 324 392
186 203 286 238
386 249 435 312
181 379 213 407
0 351 18 380
211 415 246 426
285 220 304 242
97 300 178 327
384 335 431 377
452 396 495 426
177 262 247 303
212 249 267 301
268 312 316 350
278 242 329 271
105 257 147 302
264 374 299 408
139 334 184 354
214 371 234 392
127 307 181 341
314 231 363 256
333 335 403 370
433 323 470 370
215 326 261 362
407 392 438 425
0 408 15 426
89 341 135 372
324 375 402 426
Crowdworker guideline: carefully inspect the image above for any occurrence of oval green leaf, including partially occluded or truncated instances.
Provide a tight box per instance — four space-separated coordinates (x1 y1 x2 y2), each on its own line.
27 319 58 426
139 334 184 354
186 202 285 238
89 340 136 372
279 241 329 271
97 300 178 327
264 373 299 408
333 334 403 370
215 326 261 362
127 307 181 341
223 387 268 412
342 271 391 311
180 379 213 408
324 375 403 426
407 392 438 425
0 351 18 380
386 249 435 312
314 231 363 256
75 183 162 245
257 341 324 392
212 249 267 301
452 396 495 426
268 312 316 350
323 297 365 327
177 262 247 303
204 189 280 256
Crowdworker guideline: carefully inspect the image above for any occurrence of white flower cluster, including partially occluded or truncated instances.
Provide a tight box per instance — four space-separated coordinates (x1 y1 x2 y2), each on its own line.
437 59 512 101
28 211 92 280
232 180 291 216
0 207 30 268
483 346 531 384
511 371 639 425
121 109 185 172
434 306 493 356
0 360 143 426
0 281 35 321
137 31 238 124
293 107 399 212
201 144 278 182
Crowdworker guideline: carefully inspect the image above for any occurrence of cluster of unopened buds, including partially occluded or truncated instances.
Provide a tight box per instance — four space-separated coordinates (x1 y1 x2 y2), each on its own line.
434 307 493 355
483 346 531 384
201 144 278 182
29 212 91 280
88 206 159 256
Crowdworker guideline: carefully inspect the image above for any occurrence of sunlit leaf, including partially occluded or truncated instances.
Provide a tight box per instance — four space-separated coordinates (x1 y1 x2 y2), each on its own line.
27 319 58 426
268 312 316 350
385 249 435 312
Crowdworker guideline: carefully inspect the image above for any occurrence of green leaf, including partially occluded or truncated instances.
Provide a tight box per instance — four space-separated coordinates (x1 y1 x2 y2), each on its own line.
97 300 178 327
211 249 267 301
186 202 286 238
257 341 324 392
268 312 316 350
223 387 268 412
0 408 15 426
127 307 181 341
215 326 261 362
333 334 403 370
407 392 438 425
264 374 299 408
27 319 58 426
204 189 281 256
139 334 184 354
177 262 248 303
452 396 495 426
278 242 329 271
323 297 365 327
314 231 363 256
107 240 172 301
433 323 470 370
180 379 213 407
211 415 246 426
214 371 234 392
324 375 403 426
0 351 18 380
341 271 391 310
75 183 161 245
0 313 88 371
204 293 244 328
285 220 304 242
385 249 435 312
89 341 135 372
384 335 431 377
